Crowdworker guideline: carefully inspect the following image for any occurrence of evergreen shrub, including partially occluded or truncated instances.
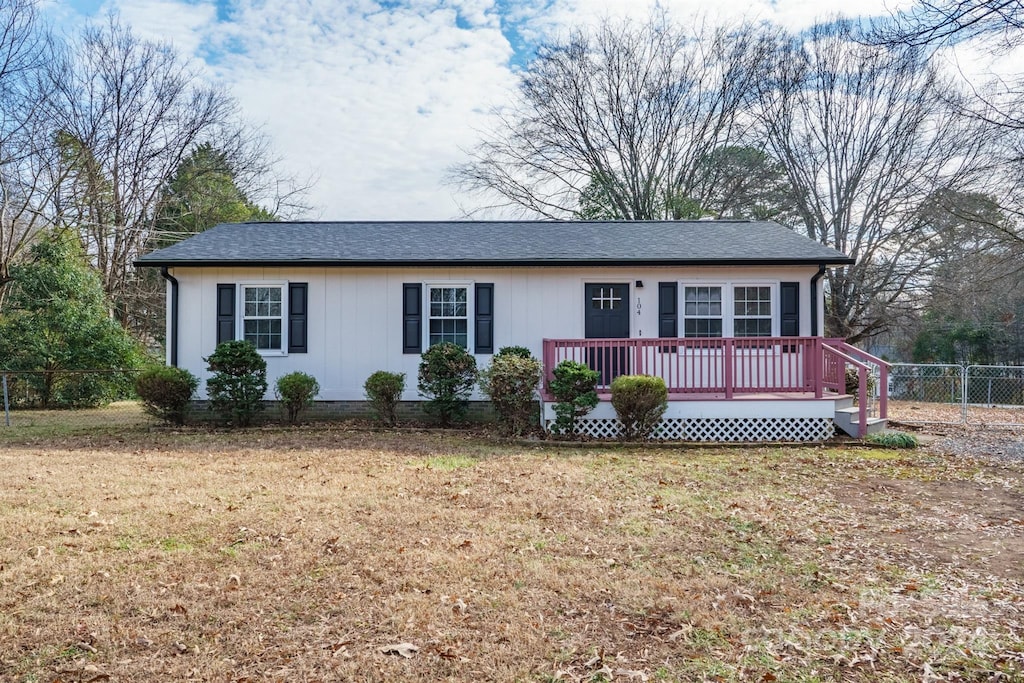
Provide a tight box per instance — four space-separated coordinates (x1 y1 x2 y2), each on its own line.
135 365 199 425
610 374 668 440
205 340 267 427
364 370 406 426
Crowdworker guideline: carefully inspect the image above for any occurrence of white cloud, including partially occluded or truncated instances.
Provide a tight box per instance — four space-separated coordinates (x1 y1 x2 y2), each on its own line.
203 1 518 219
103 0 219 57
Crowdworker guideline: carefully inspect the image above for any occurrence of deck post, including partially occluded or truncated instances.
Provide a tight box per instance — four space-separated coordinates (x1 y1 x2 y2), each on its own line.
878 363 888 419
858 368 868 438
542 340 554 399
724 339 734 399
813 339 823 398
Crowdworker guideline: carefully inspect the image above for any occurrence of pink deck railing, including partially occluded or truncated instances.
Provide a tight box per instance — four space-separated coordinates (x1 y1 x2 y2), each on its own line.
823 338 890 436
541 337 889 434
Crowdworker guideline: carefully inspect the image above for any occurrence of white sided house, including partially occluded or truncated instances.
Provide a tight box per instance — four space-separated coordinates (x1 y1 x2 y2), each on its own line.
135 220 889 441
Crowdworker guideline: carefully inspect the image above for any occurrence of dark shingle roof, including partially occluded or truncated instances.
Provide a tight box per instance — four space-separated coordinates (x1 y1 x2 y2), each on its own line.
135 220 852 267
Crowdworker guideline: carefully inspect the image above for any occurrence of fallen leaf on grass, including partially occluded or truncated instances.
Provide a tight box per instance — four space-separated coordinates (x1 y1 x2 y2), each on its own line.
82 664 109 682
380 642 419 658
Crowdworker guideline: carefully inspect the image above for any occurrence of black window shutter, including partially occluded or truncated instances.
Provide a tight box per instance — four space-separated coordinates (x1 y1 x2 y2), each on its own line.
780 282 800 336
658 282 678 338
288 283 308 353
403 283 422 354
475 283 494 354
216 284 235 345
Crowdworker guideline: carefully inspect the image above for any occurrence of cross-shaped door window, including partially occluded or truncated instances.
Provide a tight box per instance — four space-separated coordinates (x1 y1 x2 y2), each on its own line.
591 286 622 310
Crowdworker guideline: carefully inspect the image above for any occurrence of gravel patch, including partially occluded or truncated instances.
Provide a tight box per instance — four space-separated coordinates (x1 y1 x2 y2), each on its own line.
912 425 1024 464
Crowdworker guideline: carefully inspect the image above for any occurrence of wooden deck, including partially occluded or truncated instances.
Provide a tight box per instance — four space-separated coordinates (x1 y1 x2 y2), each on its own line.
542 336 890 437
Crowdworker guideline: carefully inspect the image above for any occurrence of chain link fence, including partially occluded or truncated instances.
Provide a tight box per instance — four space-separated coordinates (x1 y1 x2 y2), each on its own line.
966 365 1024 426
886 363 1024 427
1 370 153 430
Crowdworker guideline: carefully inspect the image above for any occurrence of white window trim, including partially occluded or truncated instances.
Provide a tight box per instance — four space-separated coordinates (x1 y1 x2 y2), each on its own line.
679 281 778 338
681 282 726 338
425 281 474 351
732 283 777 338
238 281 288 356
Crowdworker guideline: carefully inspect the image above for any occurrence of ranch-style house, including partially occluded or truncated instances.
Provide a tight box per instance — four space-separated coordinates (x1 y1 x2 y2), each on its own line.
135 220 889 441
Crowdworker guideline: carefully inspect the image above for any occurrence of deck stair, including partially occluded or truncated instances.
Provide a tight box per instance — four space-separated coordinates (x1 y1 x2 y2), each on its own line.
832 395 887 437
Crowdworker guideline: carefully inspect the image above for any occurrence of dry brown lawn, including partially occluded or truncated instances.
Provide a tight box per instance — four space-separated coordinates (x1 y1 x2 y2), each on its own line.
1 428 1022 682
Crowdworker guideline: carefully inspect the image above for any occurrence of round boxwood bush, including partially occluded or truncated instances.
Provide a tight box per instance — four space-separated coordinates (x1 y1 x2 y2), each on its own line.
364 370 406 426
135 365 199 425
610 374 668 440
275 371 320 424
418 342 478 427
205 340 268 427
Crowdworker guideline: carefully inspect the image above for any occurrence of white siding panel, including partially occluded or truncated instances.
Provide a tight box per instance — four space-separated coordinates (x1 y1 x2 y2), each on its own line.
170 264 822 400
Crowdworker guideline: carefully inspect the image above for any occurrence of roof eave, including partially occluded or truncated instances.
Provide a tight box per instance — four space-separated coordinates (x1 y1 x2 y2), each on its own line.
135 256 855 268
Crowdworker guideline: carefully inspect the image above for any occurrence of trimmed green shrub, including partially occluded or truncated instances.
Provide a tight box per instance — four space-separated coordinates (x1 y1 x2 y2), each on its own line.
610 374 668 440
418 342 478 427
364 370 406 426
549 360 599 437
494 345 533 360
135 365 199 425
205 340 268 427
865 430 919 449
480 353 542 436
275 371 320 424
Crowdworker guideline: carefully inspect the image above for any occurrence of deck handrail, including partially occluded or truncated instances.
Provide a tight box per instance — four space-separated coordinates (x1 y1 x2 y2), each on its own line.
826 339 890 420
542 337 821 399
822 343 870 437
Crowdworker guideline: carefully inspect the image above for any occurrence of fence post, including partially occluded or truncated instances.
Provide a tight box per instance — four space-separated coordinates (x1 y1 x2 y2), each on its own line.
962 365 969 424
2 373 10 427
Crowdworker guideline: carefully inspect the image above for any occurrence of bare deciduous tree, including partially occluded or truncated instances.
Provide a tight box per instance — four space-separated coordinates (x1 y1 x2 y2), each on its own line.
43 15 308 334
758 21 992 342
870 0 1024 51
449 15 779 219
0 0 54 310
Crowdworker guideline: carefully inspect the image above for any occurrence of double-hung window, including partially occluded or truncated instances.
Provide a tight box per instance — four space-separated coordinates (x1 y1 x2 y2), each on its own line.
733 286 772 337
428 286 468 348
242 285 284 351
682 286 723 337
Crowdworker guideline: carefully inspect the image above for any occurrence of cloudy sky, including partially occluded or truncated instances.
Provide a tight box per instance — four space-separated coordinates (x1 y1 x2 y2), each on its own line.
47 0 931 220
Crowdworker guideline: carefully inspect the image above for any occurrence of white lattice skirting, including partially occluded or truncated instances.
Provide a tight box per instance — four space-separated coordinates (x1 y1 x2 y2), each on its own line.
542 416 835 442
